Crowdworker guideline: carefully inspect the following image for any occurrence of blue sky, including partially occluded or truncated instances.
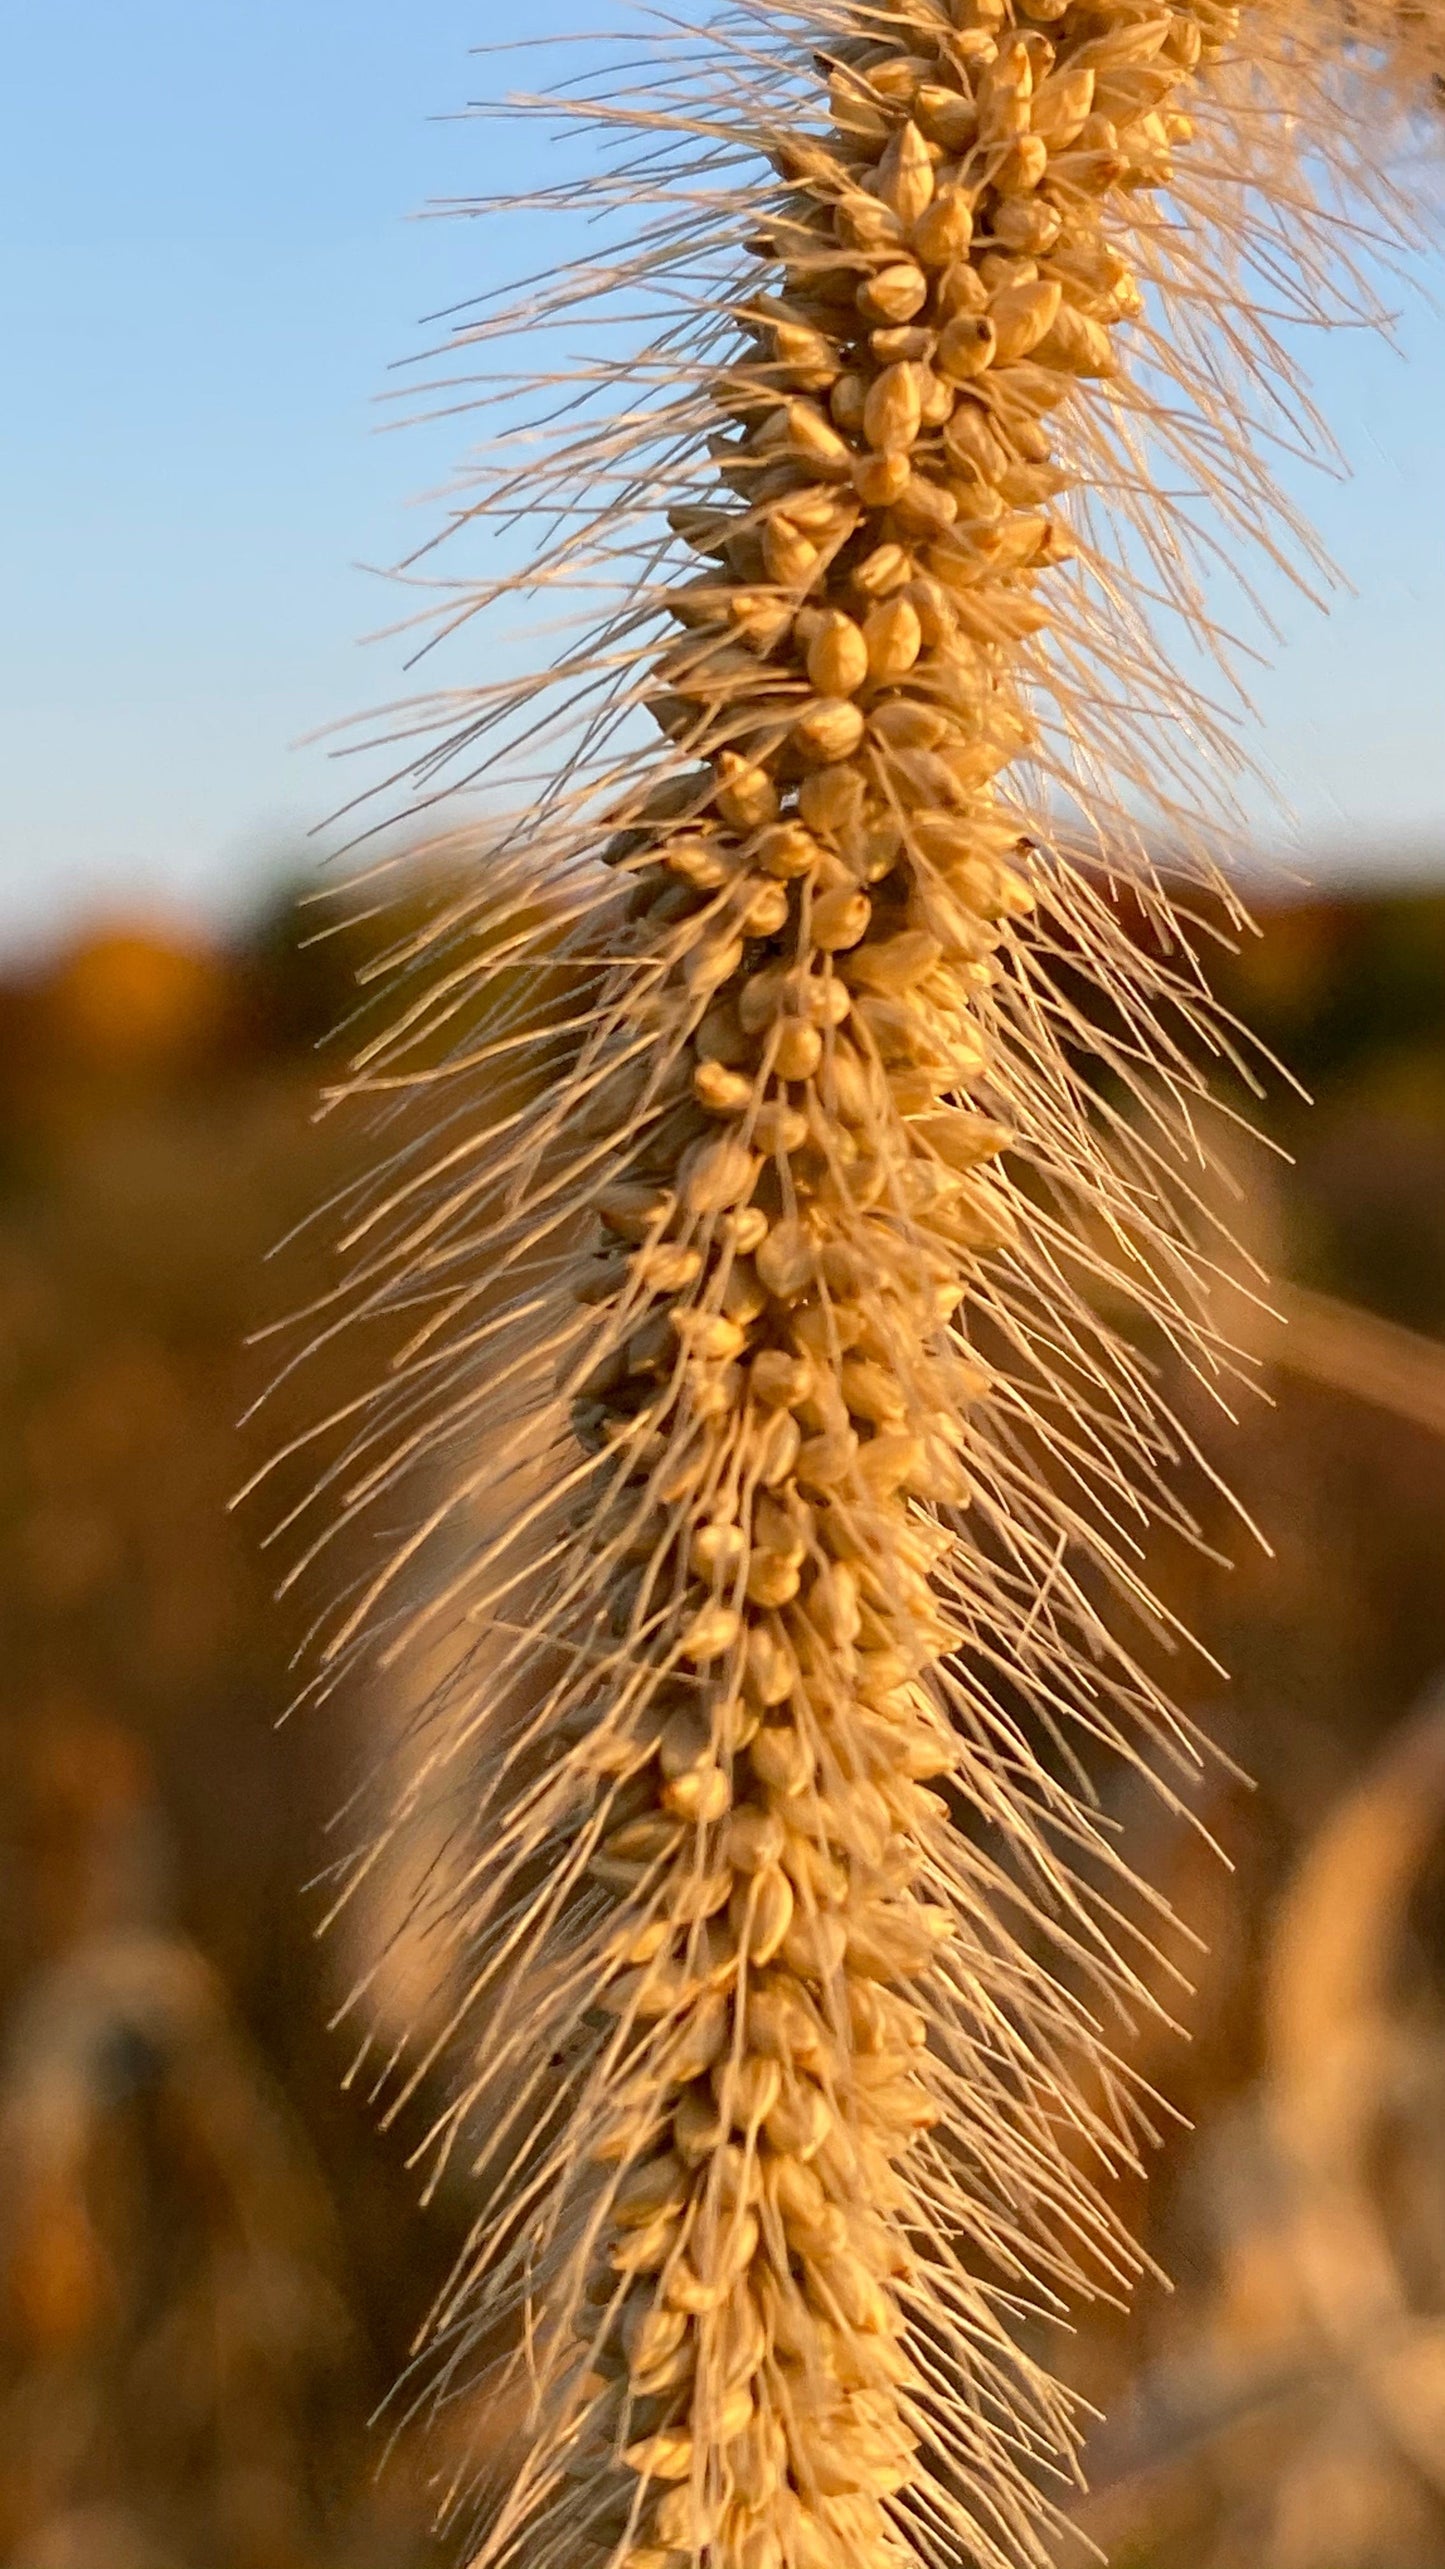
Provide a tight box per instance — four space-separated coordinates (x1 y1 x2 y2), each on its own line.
2 3 1443 954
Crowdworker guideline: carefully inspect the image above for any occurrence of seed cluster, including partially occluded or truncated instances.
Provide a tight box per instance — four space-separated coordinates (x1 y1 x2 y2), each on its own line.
550 6 1230 2568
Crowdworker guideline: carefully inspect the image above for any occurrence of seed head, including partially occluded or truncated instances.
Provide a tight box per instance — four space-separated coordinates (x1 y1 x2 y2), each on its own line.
283 5 1444 2568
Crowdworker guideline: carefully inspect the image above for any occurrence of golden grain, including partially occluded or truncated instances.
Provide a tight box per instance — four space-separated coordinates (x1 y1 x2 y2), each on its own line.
299 6 1441 2567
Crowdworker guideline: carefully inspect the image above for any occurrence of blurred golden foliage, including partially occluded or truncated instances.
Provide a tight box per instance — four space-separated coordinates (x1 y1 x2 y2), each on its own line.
0 898 460 2568
39 930 235 1077
0 881 1442 2565
0 1738 360 2568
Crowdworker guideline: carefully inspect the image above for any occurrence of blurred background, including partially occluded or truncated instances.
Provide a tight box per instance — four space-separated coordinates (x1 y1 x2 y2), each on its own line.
0 879 1442 2567
5 7 1445 2568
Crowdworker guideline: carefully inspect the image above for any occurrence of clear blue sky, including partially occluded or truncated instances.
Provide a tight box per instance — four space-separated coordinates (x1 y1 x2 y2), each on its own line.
2 3 1443 955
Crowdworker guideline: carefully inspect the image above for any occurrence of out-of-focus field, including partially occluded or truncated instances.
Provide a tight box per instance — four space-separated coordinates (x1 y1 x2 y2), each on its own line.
0 878 1443 2567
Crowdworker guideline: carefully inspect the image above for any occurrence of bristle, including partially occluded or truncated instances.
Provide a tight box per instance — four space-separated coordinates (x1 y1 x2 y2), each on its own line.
272 4 1442 2567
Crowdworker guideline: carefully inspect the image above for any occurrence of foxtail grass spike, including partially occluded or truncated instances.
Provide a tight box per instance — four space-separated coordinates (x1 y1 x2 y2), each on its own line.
279 4 1439 2565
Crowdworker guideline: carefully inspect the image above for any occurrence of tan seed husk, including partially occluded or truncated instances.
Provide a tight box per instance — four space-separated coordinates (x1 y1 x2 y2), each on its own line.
305 10 1436 2569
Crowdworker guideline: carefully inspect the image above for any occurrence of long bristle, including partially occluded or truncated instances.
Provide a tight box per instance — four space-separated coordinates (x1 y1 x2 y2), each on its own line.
265 5 1441 2566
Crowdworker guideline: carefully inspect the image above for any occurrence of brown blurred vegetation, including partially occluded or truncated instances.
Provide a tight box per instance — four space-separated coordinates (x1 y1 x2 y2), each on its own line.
0 875 1443 2564
0 899 459 2569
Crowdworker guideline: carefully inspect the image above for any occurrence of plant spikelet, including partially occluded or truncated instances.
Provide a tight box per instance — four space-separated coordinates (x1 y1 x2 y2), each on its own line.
275 4 1443 2566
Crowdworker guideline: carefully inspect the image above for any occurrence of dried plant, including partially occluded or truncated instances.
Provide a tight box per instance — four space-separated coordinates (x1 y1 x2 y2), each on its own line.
0 1731 359 2569
270 4 1441 2567
1071 1677 1445 2569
